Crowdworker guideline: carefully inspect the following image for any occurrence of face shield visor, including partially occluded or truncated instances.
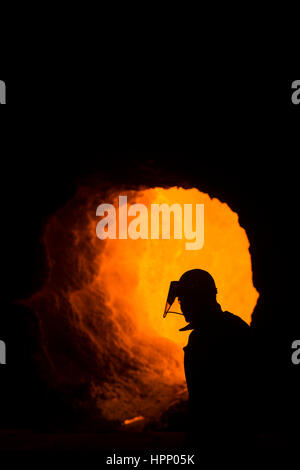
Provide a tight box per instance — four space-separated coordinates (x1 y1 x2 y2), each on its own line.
163 281 184 318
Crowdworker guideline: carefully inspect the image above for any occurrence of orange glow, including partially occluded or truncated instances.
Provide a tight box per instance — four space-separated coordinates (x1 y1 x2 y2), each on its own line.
95 187 258 350
28 185 258 424
123 416 144 426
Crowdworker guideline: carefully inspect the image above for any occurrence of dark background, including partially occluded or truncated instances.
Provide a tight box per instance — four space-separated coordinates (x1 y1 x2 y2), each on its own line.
0 78 299 460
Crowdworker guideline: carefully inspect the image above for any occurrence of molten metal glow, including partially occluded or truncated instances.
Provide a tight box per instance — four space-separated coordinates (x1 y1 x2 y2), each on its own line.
97 187 258 348
123 416 144 426
29 186 258 425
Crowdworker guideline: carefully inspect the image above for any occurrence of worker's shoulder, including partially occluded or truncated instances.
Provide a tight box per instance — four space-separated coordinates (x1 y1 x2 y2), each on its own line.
223 311 250 332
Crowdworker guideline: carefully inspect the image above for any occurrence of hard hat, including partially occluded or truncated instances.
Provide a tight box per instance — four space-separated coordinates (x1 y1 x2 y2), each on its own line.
178 269 217 297
163 269 217 318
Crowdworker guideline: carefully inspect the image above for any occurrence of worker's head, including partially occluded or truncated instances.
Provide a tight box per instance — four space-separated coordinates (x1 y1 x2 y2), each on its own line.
177 269 218 324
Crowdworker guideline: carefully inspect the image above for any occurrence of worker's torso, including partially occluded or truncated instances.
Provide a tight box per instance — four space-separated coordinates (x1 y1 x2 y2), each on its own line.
183 311 251 404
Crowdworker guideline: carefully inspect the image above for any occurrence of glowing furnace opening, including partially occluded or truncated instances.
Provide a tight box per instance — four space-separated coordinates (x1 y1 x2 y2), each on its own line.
29 185 259 424
96 187 259 350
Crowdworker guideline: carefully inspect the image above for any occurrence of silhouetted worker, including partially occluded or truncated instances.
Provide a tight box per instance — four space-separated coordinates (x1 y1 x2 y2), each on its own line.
165 269 253 451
